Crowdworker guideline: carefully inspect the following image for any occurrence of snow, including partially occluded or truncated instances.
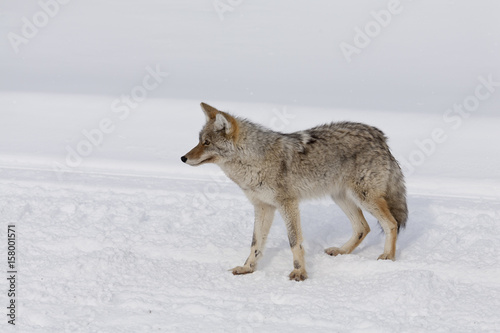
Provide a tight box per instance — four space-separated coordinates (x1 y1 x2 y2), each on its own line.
2 166 500 332
1 0 500 332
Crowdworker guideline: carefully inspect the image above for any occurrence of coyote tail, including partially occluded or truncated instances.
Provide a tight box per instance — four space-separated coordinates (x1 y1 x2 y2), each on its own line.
385 157 408 233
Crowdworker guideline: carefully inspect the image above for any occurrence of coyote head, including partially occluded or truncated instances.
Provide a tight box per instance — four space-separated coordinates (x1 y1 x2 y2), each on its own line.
181 103 239 166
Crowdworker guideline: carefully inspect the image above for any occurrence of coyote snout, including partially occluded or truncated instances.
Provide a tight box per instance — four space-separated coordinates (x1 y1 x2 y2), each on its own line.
182 102 408 281
180 141 215 166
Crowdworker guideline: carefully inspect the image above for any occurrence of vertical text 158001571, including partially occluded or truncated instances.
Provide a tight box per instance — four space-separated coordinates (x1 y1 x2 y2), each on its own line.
7 225 16 326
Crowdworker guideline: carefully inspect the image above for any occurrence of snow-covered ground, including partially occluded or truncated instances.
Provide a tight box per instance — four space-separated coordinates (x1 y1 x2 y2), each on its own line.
1 1 500 332
2 164 499 332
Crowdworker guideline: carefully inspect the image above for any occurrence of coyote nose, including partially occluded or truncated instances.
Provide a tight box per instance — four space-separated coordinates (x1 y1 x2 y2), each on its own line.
181 156 187 163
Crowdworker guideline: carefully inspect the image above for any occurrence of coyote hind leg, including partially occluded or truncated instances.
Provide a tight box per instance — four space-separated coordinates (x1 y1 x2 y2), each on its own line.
326 195 370 257
365 197 398 261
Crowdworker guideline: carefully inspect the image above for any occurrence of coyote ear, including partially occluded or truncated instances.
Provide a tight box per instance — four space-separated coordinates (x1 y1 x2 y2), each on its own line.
200 103 218 122
214 113 232 135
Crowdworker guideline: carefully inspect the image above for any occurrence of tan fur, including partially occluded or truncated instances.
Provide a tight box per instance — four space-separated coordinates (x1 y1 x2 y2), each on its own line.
183 142 217 165
219 111 240 141
372 197 398 260
182 103 408 281
201 102 218 120
326 194 371 256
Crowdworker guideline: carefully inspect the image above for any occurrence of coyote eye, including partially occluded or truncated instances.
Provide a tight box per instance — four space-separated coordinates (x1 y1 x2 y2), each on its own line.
203 140 211 146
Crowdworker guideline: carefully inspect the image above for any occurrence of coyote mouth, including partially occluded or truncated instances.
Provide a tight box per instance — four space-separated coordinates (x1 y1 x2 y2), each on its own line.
193 156 216 166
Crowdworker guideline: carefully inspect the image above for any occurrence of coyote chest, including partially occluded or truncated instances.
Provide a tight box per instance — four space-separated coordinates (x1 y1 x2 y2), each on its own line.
221 162 277 203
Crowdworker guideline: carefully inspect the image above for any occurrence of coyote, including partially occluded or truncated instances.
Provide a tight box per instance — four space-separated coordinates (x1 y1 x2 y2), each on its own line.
181 103 408 281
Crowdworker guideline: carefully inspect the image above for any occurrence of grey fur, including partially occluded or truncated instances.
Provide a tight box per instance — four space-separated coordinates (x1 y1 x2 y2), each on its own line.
182 103 408 281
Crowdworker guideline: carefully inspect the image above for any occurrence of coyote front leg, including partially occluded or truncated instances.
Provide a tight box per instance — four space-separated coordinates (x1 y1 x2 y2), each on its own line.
278 200 308 281
232 203 276 275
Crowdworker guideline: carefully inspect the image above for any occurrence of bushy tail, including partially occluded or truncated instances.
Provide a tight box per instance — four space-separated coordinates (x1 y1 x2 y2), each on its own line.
386 158 408 233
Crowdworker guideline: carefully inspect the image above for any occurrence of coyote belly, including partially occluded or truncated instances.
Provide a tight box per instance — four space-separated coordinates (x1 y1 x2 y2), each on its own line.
181 103 408 281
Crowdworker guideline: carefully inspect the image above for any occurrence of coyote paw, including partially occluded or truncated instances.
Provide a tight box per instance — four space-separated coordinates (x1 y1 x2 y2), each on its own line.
377 253 396 261
231 266 254 275
289 269 308 282
325 247 346 257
